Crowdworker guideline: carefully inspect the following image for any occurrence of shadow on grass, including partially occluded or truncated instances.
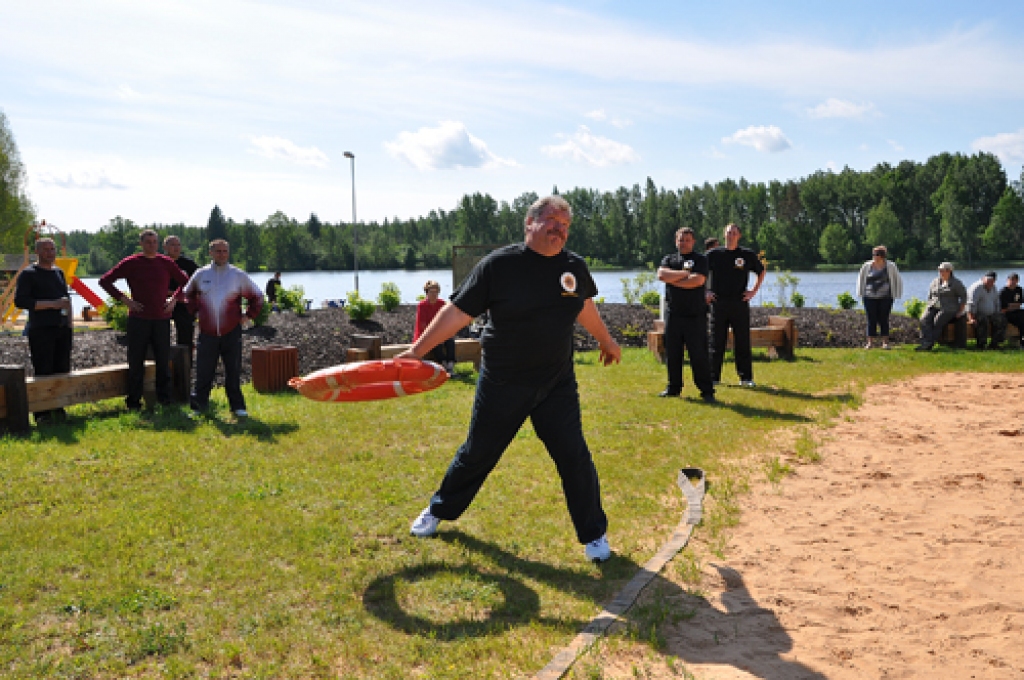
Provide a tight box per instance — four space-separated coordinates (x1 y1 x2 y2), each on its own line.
363 531 826 678
684 398 814 423
32 403 201 443
204 414 299 442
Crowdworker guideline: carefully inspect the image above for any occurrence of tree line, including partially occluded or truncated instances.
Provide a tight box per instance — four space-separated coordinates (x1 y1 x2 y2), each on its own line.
3 100 1023 275
67 152 1023 276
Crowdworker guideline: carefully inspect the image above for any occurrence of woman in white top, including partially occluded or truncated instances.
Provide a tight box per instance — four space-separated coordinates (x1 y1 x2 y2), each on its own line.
856 245 903 349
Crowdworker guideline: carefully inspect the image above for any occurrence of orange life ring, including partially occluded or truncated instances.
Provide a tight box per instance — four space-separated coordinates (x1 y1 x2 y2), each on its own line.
287 358 448 402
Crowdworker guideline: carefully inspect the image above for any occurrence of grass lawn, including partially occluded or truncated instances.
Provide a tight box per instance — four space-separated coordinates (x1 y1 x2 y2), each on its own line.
0 345 1020 679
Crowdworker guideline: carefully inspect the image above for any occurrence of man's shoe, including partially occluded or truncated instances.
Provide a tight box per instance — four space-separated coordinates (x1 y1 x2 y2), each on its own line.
234 409 248 418
410 507 440 537
701 393 716 403
712 380 721 386
914 344 932 352
658 390 681 398
585 535 612 563
739 380 756 387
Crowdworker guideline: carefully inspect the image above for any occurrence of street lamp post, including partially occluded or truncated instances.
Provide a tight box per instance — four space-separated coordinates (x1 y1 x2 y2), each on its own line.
343 151 358 295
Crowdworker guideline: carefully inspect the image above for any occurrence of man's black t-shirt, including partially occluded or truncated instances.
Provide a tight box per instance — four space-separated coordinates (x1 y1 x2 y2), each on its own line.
169 256 198 292
14 264 69 328
707 247 764 300
1000 285 1023 311
266 278 281 303
660 251 708 317
452 244 597 383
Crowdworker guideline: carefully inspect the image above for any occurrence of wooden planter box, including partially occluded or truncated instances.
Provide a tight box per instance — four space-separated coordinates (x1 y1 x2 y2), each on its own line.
251 345 299 393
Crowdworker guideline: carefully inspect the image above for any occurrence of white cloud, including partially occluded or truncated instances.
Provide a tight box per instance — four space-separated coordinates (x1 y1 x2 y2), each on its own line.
384 121 515 170
541 126 640 167
705 146 728 160
249 136 330 167
584 109 632 128
36 170 127 190
807 98 877 119
722 125 792 153
887 139 905 152
972 129 1024 163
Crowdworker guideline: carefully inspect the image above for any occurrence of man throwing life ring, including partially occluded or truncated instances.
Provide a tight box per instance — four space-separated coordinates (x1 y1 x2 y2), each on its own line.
399 195 622 562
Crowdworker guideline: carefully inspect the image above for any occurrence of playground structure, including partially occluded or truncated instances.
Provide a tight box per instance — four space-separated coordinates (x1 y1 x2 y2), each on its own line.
0 221 107 328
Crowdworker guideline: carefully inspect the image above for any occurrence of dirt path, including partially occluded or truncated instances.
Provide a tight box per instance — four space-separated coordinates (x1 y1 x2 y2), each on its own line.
593 372 1024 679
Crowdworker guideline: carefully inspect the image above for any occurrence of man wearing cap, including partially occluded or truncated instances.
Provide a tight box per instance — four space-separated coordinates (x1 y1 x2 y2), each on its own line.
999 273 1024 348
966 271 1005 350
917 262 968 351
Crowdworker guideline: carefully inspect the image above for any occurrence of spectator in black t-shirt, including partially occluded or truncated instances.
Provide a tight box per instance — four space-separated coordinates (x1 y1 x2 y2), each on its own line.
1000 273 1024 348
14 238 73 424
399 195 622 563
706 223 765 387
657 227 714 401
266 272 282 309
163 235 198 354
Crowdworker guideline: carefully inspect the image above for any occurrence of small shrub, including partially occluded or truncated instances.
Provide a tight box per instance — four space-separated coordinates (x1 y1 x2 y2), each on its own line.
640 290 660 307
277 285 307 316
621 271 656 305
904 296 926 320
251 298 271 327
102 297 129 332
790 291 805 308
346 291 376 321
594 296 605 304
837 291 857 310
377 282 401 312
762 301 776 308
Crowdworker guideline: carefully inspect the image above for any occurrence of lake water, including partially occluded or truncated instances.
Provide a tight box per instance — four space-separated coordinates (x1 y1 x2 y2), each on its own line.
73 266 1013 316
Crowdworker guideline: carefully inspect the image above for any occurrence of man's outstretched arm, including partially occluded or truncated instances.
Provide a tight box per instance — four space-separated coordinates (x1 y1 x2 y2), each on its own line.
577 299 621 366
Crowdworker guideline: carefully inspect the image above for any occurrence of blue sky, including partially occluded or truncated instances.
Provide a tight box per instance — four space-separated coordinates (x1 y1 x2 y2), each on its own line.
3 0 1023 231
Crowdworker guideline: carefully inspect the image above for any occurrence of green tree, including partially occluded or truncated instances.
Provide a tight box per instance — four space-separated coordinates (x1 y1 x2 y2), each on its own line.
0 109 35 251
818 222 856 264
982 187 1024 260
864 198 904 255
207 205 228 242
94 216 141 262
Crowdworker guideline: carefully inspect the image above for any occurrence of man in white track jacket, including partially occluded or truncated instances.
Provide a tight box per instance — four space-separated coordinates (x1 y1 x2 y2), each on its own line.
185 239 264 417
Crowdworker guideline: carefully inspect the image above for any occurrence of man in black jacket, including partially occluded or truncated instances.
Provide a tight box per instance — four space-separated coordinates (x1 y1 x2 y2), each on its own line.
657 227 715 401
14 238 73 424
163 235 198 354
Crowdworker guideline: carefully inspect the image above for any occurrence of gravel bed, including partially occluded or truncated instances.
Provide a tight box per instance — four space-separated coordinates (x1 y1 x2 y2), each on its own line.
0 305 921 381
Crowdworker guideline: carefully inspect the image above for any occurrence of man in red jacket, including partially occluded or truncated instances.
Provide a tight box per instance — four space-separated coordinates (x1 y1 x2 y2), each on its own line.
100 229 188 410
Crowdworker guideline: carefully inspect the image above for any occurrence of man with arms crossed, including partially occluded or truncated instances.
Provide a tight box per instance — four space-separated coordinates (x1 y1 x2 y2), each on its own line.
400 196 622 562
100 229 188 410
185 239 264 418
1000 273 1024 348
14 238 73 424
163 235 198 355
706 223 765 387
657 227 715 401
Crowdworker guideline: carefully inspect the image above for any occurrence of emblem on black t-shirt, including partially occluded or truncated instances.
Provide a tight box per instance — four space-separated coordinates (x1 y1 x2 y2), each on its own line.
734 257 745 269
683 259 694 270
560 272 577 296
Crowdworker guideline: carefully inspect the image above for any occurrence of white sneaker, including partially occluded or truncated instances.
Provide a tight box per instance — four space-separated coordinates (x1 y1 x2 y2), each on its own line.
585 534 611 562
410 507 440 537
739 380 756 388
234 409 248 418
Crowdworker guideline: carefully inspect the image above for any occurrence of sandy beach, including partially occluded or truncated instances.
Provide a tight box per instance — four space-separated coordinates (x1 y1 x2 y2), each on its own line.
591 372 1024 679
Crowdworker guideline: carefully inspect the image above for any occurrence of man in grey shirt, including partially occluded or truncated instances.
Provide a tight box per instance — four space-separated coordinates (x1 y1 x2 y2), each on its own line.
967 271 1006 349
917 262 968 351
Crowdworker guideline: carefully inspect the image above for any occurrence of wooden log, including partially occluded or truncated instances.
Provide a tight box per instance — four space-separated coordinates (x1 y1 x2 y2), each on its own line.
345 347 370 362
25 363 156 413
0 365 30 435
350 334 382 360
378 338 482 369
647 330 666 364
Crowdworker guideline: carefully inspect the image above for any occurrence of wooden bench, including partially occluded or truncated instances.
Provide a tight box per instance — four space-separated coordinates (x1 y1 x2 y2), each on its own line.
0 345 190 434
939 318 1021 346
344 337 483 370
647 315 798 363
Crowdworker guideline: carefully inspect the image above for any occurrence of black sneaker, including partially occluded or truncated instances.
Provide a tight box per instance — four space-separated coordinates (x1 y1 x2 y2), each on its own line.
658 390 681 398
